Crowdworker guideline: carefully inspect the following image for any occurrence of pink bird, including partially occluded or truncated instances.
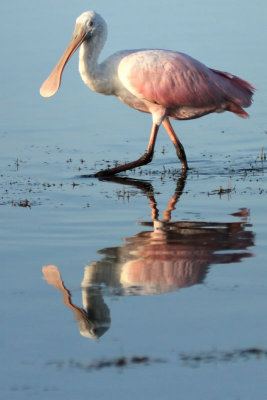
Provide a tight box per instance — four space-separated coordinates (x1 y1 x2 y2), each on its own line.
40 11 255 177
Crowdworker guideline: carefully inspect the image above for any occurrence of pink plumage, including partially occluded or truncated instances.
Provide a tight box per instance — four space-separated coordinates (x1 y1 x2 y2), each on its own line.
119 50 255 120
40 11 256 176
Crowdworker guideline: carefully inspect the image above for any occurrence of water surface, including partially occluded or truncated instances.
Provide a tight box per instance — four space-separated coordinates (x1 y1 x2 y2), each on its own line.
1 1 267 399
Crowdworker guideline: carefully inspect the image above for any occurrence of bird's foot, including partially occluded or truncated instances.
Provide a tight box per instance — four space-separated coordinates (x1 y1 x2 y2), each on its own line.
94 151 153 178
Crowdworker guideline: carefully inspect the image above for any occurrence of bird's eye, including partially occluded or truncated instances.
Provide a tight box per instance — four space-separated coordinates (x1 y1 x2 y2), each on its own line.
88 20 94 28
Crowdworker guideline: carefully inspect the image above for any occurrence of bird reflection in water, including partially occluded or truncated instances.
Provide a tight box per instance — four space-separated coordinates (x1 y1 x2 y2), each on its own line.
43 174 254 339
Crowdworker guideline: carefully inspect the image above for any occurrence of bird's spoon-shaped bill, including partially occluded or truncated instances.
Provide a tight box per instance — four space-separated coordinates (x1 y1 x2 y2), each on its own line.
40 24 86 98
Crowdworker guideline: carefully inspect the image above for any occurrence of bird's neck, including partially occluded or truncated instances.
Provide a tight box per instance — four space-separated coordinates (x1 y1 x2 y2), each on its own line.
79 34 110 95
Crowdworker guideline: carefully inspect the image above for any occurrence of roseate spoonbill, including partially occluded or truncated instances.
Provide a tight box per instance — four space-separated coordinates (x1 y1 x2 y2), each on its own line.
40 11 255 177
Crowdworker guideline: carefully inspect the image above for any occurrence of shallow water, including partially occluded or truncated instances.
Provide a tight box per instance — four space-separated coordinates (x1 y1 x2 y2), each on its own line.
1 1 267 399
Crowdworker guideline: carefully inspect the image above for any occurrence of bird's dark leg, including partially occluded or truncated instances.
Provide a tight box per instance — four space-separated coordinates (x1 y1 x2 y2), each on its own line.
162 118 188 171
95 123 159 177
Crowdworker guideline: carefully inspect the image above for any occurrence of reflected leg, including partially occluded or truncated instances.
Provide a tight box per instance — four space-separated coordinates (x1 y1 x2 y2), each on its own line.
162 171 187 221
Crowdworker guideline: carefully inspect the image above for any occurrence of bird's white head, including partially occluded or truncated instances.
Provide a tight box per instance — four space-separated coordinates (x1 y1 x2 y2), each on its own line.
76 11 107 38
40 11 107 98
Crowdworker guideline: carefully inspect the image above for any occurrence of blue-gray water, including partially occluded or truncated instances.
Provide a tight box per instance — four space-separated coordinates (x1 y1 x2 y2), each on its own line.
1 1 266 399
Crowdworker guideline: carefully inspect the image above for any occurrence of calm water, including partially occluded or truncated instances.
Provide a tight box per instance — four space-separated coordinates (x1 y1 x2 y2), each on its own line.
1 1 267 399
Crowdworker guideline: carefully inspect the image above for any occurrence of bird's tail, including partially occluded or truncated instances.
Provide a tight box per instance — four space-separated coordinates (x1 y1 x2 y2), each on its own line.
227 102 249 118
212 69 256 118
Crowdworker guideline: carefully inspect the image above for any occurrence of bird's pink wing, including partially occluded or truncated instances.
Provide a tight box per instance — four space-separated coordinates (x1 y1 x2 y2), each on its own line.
118 50 254 109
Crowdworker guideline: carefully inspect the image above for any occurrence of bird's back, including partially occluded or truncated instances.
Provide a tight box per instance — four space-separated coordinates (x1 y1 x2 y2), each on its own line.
117 50 255 119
